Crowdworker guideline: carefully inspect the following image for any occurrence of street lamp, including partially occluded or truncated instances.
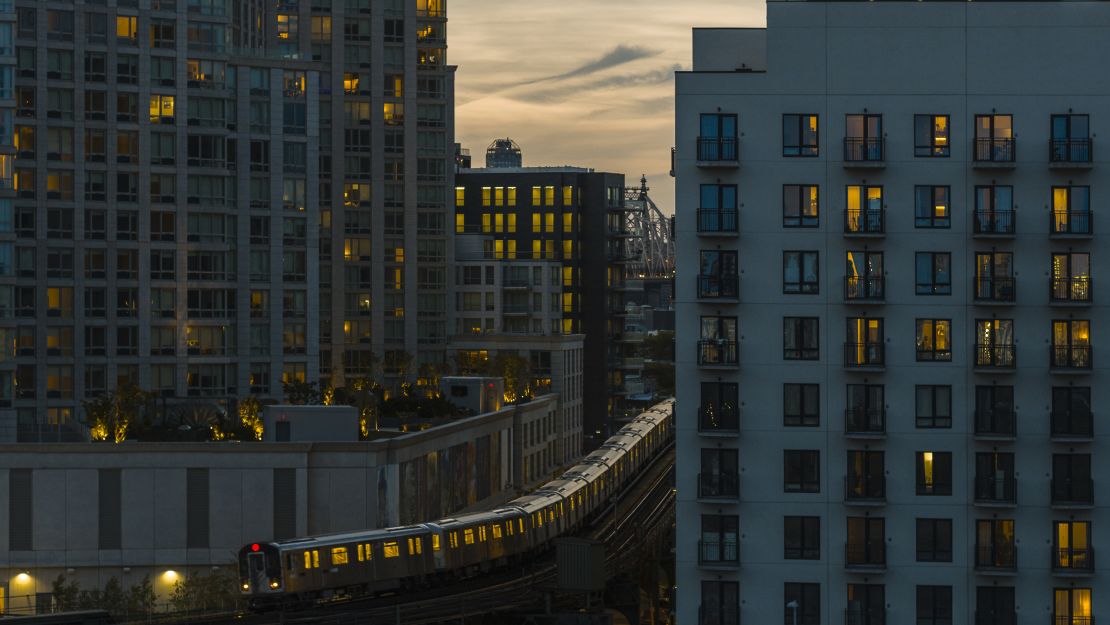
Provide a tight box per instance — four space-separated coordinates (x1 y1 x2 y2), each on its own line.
786 600 799 625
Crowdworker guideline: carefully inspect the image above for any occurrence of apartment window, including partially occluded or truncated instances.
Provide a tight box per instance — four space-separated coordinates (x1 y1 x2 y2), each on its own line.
914 252 951 295
915 319 952 362
784 251 819 294
974 452 1016 505
784 450 819 493
783 317 819 360
976 519 1016 569
783 114 818 157
917 586 953 625
977 587 1015 625
698 316 738 366
915 385 952 428
915 451 952 495
974 185 1015 234
1050 252 1091 303
914 114 950 157
846 517 885 567
699 514 739 565
1051 320 1091 369
1053 589 1092 625
1053 521 1093 572
974 114 1014 162
844 113 882 161
1052 454 1093 505
701 581 739 625
698 251 738 299
846 384 884 434
697 113 738 162
975 319 1015 368
700 448 739 499
846 450 885 501
784 583 820 625
1051 386 1093 438
783 184 819 227
699 184 738 232
847 584 884 625
916 518 952 562
784 383 819 427
700 382 739 432
845 251 883 300
914 185 951 228
974 252 1015 302
784 516 820 560
845 317 884 367
1050 113 1091 163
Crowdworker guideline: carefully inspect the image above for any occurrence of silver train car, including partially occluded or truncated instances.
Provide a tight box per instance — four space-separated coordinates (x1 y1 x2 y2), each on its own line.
238 399 673 607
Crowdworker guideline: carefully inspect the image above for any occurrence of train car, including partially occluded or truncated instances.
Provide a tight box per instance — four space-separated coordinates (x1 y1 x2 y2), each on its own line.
535 476 590 529
502 491 565 549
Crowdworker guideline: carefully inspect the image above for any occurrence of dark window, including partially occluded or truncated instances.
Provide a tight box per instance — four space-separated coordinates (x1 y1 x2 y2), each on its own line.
700 514 739 565
185 468 210 549
916 451 952 496
1050 114 1090 162
783 114 819 157
1051 386 1092 438
917 586 953 625
974 186 1015 234
784 450 820 493
976 587 1015 625
915 253 951 295
975 519 1016 569
698 316 738 366
783 317 819 360
98 469 121 550
699 184 738 233
273 468 297 539
974 452 1016 504
784 383 819 427
783 184 819 227
915 319 952 361
700 448 739 499
915 185 951 228
784 582 820 625
701 581 739 625
846 450 885 501
974 385 1015 436
1052 454 1093 505
783 251 819 294
846 517 886 566
916 518 952 562
914 114 950 157
844 114 883 161
698 113 738 161
847 584 885 625
845 384 884 434
784 516 820 560
915 385 952 428
699 250 739 299
700 382 739 432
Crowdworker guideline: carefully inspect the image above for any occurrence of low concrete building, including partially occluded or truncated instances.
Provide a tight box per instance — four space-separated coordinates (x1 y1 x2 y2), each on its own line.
261 405 360 442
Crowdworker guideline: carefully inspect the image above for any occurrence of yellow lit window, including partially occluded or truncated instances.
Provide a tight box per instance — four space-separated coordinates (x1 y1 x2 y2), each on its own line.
357 544 366 561
545 240 555 259
455 213 465 233
562 266 573 286
506 240 517 260
432 534 441 551
391 268 402 290
545 186 555 206
532 240 542 258
532 214 541 233
449 532 459 548
507 187 517 206
463 529 475 545
149 95 174 123
532 186 542 205
563 186 573 205
544 213 554 233
383 102 403 124
492 524 502 539
493 240 504 260
117 16 137 42
455 186 465 207
495 187 505 206
519 518 525 533
482 213 491 233
343 73 360 94
563 240 573 259
383 542 400 558
562 319 573 335
478 526 487 542
494 213 504 233
506 521 514 536
536 513 544 527
548 509 555 522
482 187 492 207
407 537 420 555
506 214 517 233
303 551 312 569
331 547 348 566
563 213 573 233
389 75 403 97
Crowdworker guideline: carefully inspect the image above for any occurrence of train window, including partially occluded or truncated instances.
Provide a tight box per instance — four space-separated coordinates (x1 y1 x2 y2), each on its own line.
312 550 320 568
537 513 544 527
449 531 459 548
505 521 513 536
383 541 400 558
303 551 311 569
463 528 475 545
569 498 575 511
407 537 422 555
519 518 525 533
287 554 295 570
432 534 441 551
331 547 348 566
492 524 502 539
478 526 487 542
357 544 366 561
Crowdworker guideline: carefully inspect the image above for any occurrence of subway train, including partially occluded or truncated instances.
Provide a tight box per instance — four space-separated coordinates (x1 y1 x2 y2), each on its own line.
238 399 674 607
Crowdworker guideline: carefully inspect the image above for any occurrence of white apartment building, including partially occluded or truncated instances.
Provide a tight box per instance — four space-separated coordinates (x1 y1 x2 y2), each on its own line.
675 3 1108 625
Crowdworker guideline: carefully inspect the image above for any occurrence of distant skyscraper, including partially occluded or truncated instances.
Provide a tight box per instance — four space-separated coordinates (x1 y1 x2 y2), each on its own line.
485 137 523 168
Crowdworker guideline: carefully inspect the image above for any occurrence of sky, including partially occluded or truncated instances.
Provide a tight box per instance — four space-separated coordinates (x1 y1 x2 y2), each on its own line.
449 1 765 215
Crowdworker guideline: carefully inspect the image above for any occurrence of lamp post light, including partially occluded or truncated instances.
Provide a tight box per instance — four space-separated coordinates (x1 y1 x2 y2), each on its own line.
786 599 799 625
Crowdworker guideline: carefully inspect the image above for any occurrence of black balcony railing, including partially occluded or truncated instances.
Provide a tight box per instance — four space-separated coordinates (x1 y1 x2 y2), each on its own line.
845 276 884 301
844 209 884 234
697 208 738 233
845 408 885 435
844 342 884 367
1052 547 1095 572
1054 617 1093 625
975 344 1016 368
699 472 740 499
845 475 886 502
1050 138 1092 163
697 137 739 163
1051 211 1093 235
1051 410 1094 438
845 608 887 625
975 543 1017 569
1050 277 1092 303
844 137 884 162
1051 478 1094 505
845 542 886 567
699 404 739 433
975 409 1016 437
698 274 739 299
698 540 740 566
698 340 738 366
1050 345 1092 369
975 137 1016 162
974 209 1016 235
974 475 1017 504
699 606 740 625
974 611 1016 625
975 277 1016 302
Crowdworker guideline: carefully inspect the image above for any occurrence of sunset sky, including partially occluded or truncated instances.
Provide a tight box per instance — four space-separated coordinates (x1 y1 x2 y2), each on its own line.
449 1 764 214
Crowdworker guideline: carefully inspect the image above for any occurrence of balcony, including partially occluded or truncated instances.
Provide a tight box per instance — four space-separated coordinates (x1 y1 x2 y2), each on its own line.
974 278 1016 304
699 606 740 625
698 540 740 568
974 409 1016 439
502 304 533 316
696 137 739 168
698 274 739 301
1049 277 1092 304
698 340 738 368
974 612 1016 625
698 472 740 500
1051 547 1095 575
843 137 885 168
844 343 884 370
974 344 1016 371
844 475 886 505
1050 346 1092 372
1049 139 1093 168
975 543 1017 572
844 277 884 303
974 475 1017 506
845 408 885 437
501 278 532 290
973 209 1016 237
973 138 1016 168
697 208 738 235
1051 478 1094 507
1050 410 1094 440
1052 617 1094 625
845 609 886 625
1050 211 1093 237
844 542 886 570
843 209 884 236
699 404 739 434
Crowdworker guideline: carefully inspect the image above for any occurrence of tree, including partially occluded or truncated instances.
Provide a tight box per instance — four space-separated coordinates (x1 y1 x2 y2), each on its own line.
238 396 264 440
170 568 240 613
488 352 532 404
283 380 321 405
83 383 152 443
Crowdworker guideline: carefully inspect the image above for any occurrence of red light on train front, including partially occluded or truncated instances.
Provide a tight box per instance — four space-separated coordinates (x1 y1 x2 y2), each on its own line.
251 543 260 552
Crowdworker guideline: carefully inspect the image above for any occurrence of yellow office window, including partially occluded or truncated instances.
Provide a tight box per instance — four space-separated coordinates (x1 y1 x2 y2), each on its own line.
562 266 573 286
545 213 554 233
532 186 542 205
506 240 517 259
532 213 541 233
494 240 504 259
507 214 517 233
455 213 465 233
331 547 348 566
481 213 491 233
563 240 573 259
495 187 504 206
507 187 517 206
563 186 573 205
562 292 574 312
545 240 555 258
563 213 573 233
482 187 491 207
545 186 555 206
455 186 465 207
532 240 542 258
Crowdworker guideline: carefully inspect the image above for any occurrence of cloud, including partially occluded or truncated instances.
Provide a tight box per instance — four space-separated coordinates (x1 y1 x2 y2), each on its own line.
514 64 684 104
539 44 660 82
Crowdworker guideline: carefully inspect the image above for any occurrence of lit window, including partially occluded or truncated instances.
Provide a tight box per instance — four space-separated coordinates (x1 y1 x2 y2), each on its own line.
563 213 573 233
563 186 574 205
149 95 174 123
383 542 400 558
545 186 555 206
432 534 441 551
545 212 554 233
331 547 348 566
455 186 465 207
482 187 491 207
449 532 459 548
492 525 503 539
478 526 487 542
455 213 465 233
463 529 475 545
116 16 137 44
303 551 312 569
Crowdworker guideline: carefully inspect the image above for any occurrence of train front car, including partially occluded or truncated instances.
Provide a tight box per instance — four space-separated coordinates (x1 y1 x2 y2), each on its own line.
238 542 285 600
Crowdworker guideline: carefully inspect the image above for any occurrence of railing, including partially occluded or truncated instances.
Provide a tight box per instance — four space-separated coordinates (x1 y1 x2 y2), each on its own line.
698 540 740 566
1051 211 1093 235
1051 410 1094 438
698 340 738 366
844 209 885 234
844 137 884 162
1050 345 1092 369
1050 138 1092 163
975 409 1016 437
698 274 739 299
844 475 886 502
1050 277 1092 302
698 472 740 499
975 543 1017 569
697 137 739 163
697 208 738 233
1051 547 1095 572
699 404 739 433
974 475 1017 504
699 606 740 625
1053 616 1093 625
845 609 887 625
975 277 1016 302
974 209 1016 235
974 137 1016 162
845 408 885 435
845 542 885 567
844 342 884 367
974 611 1016 625
975 344 1016 368
845 277 884 301
1051 478 1094 505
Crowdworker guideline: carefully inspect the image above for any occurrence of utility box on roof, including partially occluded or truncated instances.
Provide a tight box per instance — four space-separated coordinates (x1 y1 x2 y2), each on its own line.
440 376 504 414
556 537 606 591
262 405 359 442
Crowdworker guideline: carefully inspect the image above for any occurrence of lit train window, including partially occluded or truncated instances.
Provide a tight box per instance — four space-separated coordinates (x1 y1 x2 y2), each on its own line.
303 551 312 569
492 524 502 539
432 534 441 551
519 518 525 533
463 529 475 545
383 541 400 558
331 547 348 566
407 537 422 555
449 532 459 548
478 526 487 542
506 521 514 536
536 513 544 527
569 498 575 511
312 550 320 567
548 509 554 522
357 544 366 561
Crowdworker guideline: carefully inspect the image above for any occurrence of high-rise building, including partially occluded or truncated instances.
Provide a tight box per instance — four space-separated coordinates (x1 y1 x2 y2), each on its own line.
676 3 1106 624
0 0 454 442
